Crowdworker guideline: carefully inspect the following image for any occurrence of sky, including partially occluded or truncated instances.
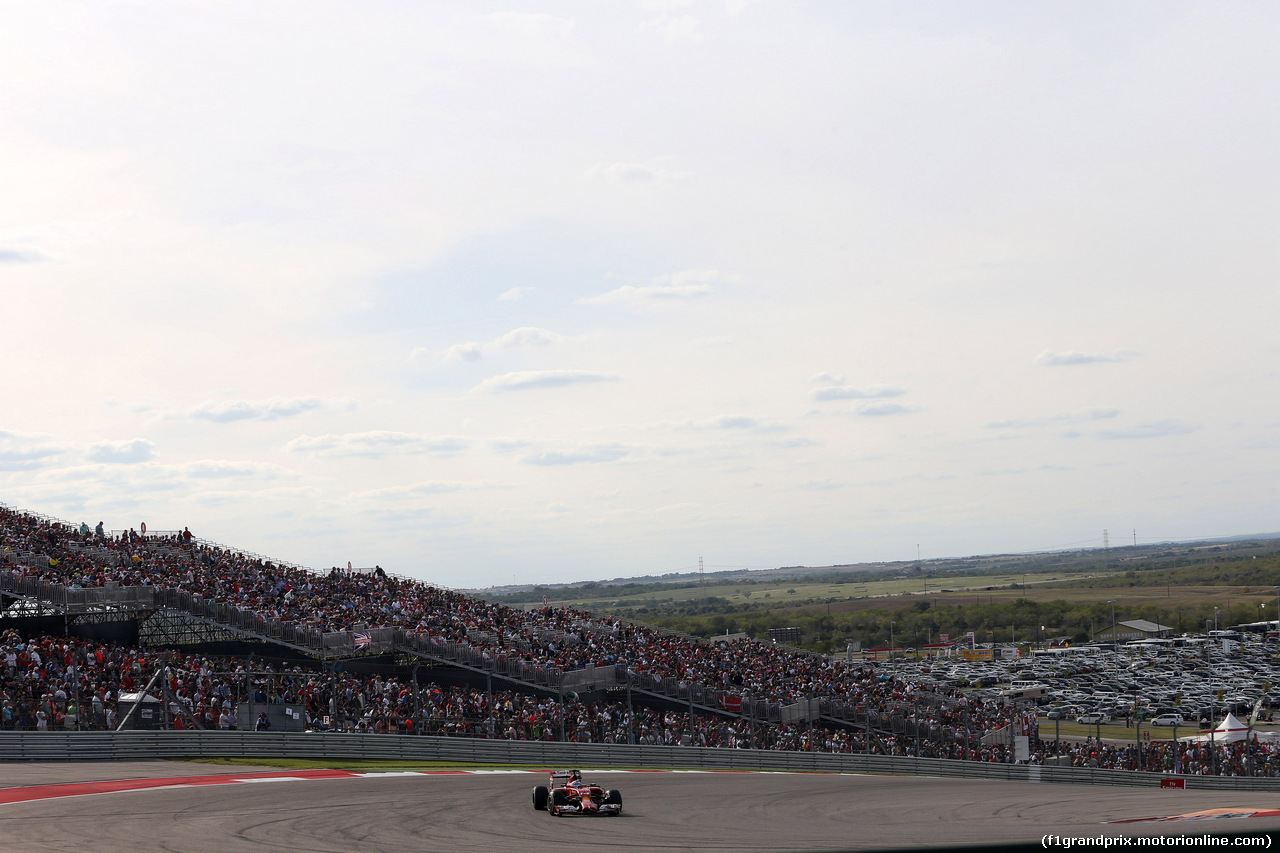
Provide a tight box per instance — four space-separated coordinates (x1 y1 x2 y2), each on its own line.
2 1 1278 589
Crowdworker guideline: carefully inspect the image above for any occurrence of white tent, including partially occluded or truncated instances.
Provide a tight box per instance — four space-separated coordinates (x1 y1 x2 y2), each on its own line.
1179 712 1255 744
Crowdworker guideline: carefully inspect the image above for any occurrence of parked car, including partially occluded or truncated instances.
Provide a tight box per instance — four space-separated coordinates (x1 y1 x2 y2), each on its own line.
1077 712 1111 725
1149 714 1185 727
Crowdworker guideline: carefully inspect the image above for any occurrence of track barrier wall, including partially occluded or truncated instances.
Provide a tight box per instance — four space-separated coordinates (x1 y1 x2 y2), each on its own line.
0 731 1277 791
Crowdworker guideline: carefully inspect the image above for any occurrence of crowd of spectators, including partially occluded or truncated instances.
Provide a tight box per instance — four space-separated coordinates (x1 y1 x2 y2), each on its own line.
7 506 1280 777
7 626 1280 774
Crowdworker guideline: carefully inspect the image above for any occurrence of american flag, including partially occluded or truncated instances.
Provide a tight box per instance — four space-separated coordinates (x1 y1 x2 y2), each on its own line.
353 631 372 651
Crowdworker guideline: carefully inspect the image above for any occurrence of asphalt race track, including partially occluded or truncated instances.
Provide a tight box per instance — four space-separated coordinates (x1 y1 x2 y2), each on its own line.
2 762 1280 852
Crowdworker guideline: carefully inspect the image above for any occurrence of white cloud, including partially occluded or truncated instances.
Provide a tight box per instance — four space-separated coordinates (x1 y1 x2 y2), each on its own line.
987 408 1120 429
1035 349 1141 367
349 481 466 501
86 439 154 464
582 270 733 308
471 370 619 393
1098 420 1194 440
497 287 532 301
811 385 905 402
189 397 329 423
285 431 468 457
688 415 787 433
799 478 843 490
855 401 916 417
180 459 297 480
425 328 562 365
445 342 483 362
494 327 560 348
582 282 712 305
0 248 45 263
522 443 629 465
0 430 64 471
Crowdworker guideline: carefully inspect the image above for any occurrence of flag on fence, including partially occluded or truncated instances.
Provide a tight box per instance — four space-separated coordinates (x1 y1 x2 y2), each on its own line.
353 631 372 651
719 695 742 713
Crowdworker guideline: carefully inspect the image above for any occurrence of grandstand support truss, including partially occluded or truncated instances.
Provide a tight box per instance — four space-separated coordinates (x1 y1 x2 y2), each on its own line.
0 589 65 618
140 609 313 653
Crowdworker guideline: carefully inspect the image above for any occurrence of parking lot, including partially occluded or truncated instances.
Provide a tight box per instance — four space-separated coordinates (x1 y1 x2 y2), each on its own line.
883 631 1280 740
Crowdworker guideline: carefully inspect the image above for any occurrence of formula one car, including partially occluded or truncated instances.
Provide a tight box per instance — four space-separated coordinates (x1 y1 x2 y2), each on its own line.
532 770 622 817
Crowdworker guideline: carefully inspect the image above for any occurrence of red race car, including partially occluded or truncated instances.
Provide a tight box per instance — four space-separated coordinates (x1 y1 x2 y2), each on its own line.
532 770 622 817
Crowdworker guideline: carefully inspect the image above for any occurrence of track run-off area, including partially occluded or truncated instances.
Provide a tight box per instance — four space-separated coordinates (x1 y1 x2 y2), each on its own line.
2 762 1280 852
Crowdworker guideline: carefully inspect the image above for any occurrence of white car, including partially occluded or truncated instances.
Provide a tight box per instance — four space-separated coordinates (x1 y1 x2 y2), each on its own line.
1077 712 1111 725
1149 714 1185 726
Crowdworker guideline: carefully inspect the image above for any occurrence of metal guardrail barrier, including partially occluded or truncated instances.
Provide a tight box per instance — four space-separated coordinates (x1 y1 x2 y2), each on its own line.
0 731 1277 791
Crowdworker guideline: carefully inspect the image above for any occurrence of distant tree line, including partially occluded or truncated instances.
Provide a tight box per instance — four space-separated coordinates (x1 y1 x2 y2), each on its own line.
645 554 1280 654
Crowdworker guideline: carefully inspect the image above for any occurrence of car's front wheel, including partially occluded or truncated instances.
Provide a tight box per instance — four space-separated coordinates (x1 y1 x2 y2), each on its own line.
605 789 622 814
532 785 549 811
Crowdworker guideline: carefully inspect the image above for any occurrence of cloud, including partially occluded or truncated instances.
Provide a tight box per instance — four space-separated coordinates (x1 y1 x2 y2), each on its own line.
87 439 154 464
987 407 1120 429
1098 420 1194 440
0 248 45 263
773 437 818 449
494 327 560 348
445 342 483 362
0 430 64 471
471 369 618 393
799 478 842 490
1035 349 1141 367
181 460 296 480
522 443 629 465
425 327 562 365
286 431 467 457
811 384 905 402
350 481 466 501
0 448 62 471
583 282 712 305
810 372 846 385
190 397 328 423
497 287 532 301
855 401 915 417
581 269 733 307
685 415 788 433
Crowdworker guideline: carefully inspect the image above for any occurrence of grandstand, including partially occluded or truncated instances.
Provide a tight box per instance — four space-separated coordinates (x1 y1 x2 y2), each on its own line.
3 501 1278 775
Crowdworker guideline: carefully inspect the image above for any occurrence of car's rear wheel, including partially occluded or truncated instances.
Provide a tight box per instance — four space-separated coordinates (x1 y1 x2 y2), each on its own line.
532 785 549 811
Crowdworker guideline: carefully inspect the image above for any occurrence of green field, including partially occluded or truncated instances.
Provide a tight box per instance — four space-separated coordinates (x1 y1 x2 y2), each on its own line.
552 570 1110 612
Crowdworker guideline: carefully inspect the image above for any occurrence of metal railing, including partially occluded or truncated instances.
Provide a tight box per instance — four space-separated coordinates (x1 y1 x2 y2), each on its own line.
0 731 1277 791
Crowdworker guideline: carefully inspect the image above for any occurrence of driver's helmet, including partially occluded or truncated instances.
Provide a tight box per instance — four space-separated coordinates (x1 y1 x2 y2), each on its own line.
568 770 582 785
